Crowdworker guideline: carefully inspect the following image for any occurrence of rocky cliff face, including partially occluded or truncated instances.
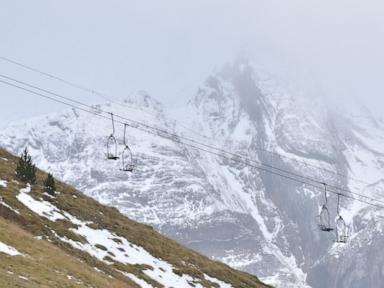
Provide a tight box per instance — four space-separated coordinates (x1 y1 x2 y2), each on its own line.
1 61 384 287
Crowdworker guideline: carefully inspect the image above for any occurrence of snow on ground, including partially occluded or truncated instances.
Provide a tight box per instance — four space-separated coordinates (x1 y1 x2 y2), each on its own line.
122 272 154 288
17 191 66 221
204 274 233 288
0 197 20 214
56 215 218 288
0 179 20 214
0 241 22 256
20 184 31 194
16 187 233 288
220 252 262 268
344 144 383 185
261 274 284 288
0 179 7 187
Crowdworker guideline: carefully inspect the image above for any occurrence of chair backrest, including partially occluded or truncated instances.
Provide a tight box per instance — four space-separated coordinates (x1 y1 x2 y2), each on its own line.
121 145 134 172
335 216 347 243
318 205 333 231
106 135 119 159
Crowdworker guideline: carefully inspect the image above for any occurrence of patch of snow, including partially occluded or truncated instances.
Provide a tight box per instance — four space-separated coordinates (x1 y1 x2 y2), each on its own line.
204 274 233 288
0 241 22 256
0 179 7 187
66 275 77 281
17 190 66 221
261 274 284 288
93 267 104 274
221 252 262 268
0 197 20 214
20 184 31 194
43 192 55 198
18 275 29 280
0 157 8 161
122 272 153 288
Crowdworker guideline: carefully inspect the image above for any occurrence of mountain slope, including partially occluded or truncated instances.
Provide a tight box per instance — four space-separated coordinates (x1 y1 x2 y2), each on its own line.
179 62 384 288
180 62 384 288
0 147 269 288
0 90 311 287
1 61 384 287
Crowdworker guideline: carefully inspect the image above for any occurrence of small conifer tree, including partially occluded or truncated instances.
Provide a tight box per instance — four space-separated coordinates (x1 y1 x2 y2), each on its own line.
15 148 36 184
44 173 56 196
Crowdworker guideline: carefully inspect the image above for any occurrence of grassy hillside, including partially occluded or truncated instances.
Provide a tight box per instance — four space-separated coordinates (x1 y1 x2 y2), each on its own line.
0 147 270 288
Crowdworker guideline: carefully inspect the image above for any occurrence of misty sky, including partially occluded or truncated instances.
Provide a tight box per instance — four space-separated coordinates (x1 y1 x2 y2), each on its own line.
0 0 383 126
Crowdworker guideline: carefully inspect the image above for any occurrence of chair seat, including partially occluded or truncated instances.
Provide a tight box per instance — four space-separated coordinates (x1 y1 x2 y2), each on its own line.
107 156 119 160
318 224 334 232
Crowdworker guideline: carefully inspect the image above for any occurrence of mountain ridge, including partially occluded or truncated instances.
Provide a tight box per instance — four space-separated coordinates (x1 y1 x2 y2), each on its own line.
1 61 384 287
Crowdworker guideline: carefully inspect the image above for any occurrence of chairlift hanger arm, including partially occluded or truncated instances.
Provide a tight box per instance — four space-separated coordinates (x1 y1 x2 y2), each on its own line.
123 123 128 146
110 112 116 135
323 182 328 205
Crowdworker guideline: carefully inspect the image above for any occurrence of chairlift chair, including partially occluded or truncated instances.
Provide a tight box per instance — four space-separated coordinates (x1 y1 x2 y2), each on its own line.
120 124 135 172
106 113 119 160
318 183 334 232
335 194 348 243
335 215 348 243
121 145 135 172
318 205 333 232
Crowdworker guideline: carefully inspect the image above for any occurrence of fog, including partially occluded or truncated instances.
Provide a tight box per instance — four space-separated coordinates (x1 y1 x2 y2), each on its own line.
0 0 383 125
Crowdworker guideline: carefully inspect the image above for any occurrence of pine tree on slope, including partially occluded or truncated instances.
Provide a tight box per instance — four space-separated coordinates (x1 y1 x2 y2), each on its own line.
44 173 56 196
15 148 36 184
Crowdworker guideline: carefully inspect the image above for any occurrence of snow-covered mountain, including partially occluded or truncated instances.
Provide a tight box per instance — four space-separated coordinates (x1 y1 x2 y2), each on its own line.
1 61 384 288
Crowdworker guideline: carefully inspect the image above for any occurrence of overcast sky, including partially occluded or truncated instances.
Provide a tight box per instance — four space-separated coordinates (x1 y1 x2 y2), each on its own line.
0 0 383 126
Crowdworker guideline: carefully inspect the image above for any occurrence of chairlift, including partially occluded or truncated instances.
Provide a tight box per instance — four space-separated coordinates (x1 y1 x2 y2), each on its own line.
120 124 135 172
335 193 348 243
318 183 334 232
106 113 119 160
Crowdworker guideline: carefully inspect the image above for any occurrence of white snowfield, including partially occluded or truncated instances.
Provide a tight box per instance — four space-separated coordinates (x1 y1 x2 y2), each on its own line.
16 187 233 288
0 241 22 256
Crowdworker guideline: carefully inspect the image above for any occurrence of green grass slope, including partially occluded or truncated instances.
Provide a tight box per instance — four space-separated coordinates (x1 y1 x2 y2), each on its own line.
0 147 271 288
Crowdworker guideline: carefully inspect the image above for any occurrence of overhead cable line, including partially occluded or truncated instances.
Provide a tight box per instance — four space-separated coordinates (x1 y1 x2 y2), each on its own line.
0 75 381 206
0 56 371 186
0 56 215 141
0 77 383 209
0 74 380 205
